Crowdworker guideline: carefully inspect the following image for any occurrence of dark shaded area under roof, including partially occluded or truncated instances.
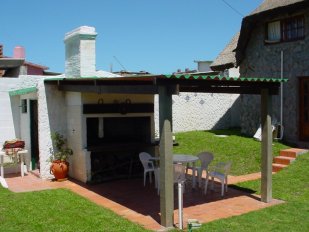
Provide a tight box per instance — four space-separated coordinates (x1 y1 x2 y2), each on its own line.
45 74 287 95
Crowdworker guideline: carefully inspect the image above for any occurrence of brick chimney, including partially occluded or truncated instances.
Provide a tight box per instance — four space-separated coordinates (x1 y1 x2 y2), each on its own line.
64 26 97 78
13 46 26 59
0 45 3 76
0 44 3 58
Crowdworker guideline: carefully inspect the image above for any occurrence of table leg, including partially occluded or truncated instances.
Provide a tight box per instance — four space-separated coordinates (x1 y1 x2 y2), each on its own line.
0 155 4 178
26 152 30 173
192 162 196 188
20 153 24 177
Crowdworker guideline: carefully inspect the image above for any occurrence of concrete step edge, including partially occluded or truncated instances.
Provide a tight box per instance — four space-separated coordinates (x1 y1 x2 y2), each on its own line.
274 156 295 160
272 163 287 168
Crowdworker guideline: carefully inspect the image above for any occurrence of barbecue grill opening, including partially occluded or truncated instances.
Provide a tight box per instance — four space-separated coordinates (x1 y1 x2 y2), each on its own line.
86 116 154 183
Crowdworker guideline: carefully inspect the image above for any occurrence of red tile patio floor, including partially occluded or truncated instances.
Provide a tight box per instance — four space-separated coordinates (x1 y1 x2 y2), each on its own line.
5 171 283 231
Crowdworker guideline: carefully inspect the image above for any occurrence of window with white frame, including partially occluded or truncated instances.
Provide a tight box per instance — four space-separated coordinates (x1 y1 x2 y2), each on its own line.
267 21 281 42
266 15 305 43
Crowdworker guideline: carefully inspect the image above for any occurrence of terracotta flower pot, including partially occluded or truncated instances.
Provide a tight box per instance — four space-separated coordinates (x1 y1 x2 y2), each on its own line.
50 160 69 181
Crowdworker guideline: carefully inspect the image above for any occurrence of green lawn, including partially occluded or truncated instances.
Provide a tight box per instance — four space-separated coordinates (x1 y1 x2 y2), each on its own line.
197 152 309 232
173 129 290 175
0 130 305 232
0 187 149 232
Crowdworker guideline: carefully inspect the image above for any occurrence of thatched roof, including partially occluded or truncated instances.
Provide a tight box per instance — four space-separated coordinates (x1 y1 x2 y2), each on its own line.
249 0 305 16
210 33 239 71
211 0 309 71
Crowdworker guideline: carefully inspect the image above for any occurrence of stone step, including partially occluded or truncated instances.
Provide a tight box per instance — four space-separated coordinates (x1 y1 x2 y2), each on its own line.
279 148 307 158
272 163 287 172
273 156 295 165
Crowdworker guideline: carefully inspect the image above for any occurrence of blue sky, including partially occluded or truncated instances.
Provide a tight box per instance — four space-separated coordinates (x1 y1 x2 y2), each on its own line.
2 0 262 74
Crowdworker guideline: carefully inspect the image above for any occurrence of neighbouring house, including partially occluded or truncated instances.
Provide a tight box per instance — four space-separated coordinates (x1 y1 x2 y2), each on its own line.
0 45 50 76
0 45 24 77
194 60 212 72
13 46 49 75
193 60 238 76
211 0 309 147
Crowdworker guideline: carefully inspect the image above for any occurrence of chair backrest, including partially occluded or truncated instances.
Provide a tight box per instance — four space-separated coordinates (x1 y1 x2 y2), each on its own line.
198 152 214 169
174 164 186 183
214 161 232 175
139 152 153 169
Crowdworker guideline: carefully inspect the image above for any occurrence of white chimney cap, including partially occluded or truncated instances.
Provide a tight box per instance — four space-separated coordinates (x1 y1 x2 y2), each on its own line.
64 26 97 41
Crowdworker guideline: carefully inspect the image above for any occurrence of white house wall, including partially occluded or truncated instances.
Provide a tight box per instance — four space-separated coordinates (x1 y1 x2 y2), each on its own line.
0 78 21 147
38 82 67 179
155 92 240 135
0 76 43 174
65 92 86 182
0 75 42 146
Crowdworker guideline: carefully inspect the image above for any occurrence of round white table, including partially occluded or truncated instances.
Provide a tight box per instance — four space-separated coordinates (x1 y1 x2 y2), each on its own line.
150 154 199 188
173 154 198 188
173 154 198 163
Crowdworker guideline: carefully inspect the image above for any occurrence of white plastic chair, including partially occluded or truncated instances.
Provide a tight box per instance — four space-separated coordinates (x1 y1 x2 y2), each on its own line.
204 161 232 197
0 176 8 188
139 152 155 186
186 152 214 188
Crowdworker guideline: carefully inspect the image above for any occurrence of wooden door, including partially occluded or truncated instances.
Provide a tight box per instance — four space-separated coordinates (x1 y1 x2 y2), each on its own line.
299 77 309 140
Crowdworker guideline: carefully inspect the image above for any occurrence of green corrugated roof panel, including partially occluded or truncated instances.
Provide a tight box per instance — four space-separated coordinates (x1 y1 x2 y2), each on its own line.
9 87 37 96
162 74 288 82
44 74 288 83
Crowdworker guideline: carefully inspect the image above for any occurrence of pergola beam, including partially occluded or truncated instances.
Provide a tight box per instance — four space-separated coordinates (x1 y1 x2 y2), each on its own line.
58 84 159 94
180 86 279 95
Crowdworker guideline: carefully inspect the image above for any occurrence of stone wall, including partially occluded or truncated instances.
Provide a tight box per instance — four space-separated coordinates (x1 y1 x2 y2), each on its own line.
239 11 309 143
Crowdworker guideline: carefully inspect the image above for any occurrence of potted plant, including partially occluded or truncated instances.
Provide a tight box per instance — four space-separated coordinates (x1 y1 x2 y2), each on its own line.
49 132 73 181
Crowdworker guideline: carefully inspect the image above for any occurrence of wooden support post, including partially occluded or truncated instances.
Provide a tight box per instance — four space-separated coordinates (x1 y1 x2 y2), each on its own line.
261 89 272 203
158 85 174 228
